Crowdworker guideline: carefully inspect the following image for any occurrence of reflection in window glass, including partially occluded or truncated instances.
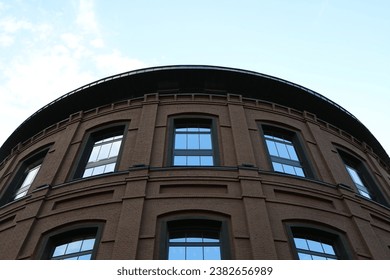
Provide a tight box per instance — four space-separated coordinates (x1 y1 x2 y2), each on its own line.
51 238 96 260
293 237 337 260
168 230 221 260
264 133 305 177
173 122 214 166
83 135 123 178
345 165 372 199
13 164 42 200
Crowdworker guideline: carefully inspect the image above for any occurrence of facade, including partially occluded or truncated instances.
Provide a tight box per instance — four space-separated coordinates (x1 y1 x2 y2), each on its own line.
0 65 389 260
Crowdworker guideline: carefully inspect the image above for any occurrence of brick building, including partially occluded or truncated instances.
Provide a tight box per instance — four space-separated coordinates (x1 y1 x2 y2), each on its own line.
0 65 389 260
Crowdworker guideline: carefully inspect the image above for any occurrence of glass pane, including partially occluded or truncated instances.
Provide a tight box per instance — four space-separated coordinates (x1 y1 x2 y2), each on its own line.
272 162 284 173
83 168 93 178
187 247 203 260
77 254 92 260
359 190 372 199
204 246 221 260
175 134 187 149
81 239 95 251
200 156 213 166
199 128 210 132
168 247 185 260
176 128 187 132
312 255 327 260
298 253 312 260
187 134 200 149
294 238 308 250
104 163 116 173
97 143 111 160
187 236 203 243
65 240 82 254
322 243 335 255
170 237 186 242
294 167 305 177
283 164 296 175
109 140 122 157
199 134 212 149
63 256 78 260
52 244 67 257
266 140 278 157
88 146 101 162
23 165 41 186
287 145 299 161
187 156 200 166
187 127 199 132
174 156 187 166
91 165 105 176
346 166 364 185
307 240 323 253
275 142 289 159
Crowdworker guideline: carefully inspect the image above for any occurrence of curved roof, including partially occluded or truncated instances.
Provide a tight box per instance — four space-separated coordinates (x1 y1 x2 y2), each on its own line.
1 65 389 166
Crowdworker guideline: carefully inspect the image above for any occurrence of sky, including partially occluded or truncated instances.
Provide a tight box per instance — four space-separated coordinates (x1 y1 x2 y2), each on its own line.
0 0 389 156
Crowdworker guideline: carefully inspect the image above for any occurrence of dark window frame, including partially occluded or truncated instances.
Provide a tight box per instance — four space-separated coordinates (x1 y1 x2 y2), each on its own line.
337 148 387 205
167 116 220 167
159 217 231 260
259 124 315 178
36 222 104 260
285 222 352 260
72 123 127 179
0 146 50 206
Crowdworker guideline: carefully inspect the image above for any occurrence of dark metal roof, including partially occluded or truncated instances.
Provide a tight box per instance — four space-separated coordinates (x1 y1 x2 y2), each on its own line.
1 65 389 166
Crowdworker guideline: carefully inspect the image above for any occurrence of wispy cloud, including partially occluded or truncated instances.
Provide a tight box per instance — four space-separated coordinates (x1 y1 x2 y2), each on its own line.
0 0 147 146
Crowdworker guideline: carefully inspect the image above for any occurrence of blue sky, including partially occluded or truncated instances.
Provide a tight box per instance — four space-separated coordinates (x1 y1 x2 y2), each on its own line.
0 0 389 155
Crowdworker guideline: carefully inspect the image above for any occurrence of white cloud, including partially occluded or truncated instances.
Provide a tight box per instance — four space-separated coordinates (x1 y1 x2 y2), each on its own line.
0 1 148 147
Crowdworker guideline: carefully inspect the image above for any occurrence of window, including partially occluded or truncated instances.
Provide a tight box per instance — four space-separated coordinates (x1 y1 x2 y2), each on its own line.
73 125 125 179
338 149 387 204
169 117 218 166
38 225 102 260
287 224 351 260
0 147 48 205
161 218 230 260
261 126 311 177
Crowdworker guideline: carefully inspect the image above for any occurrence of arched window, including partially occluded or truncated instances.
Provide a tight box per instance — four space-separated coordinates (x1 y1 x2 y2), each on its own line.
160 217 230 260
37 223 103 260
260 125 314 178
73 124 126 179
286 223 352 260
168 116 219 167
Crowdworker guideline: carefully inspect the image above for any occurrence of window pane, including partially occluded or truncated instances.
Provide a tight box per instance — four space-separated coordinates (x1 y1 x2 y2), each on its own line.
187 156 200 166
287 145 299 161
97 143 111 160
88 146 101 162
187 247 203 260
104 163 116 173
83 168 93 178
23 165 41 186
168 247 185 260
81 239 95 251
187 134 200 149
298 253 312 260
65 240 82 254
346 166 364 185
52 244 67 257
307 240 323 253
294 167 305 177
272 162 284 173
312 255 327 260
294 238 308 250
187 236 202 243
77 254 92 260
204 247 221 260
282 164 296 175
175 134 187 149
275 142 289 159
266 140 278 157
174 156 187 166
91 165 105 176
109 141 122 157
199 134 212 149
200 156 213 166
322 243 335 255
359 190 372 199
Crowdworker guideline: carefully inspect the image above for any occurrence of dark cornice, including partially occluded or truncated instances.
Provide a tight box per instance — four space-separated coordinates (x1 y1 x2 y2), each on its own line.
1 65 388 166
